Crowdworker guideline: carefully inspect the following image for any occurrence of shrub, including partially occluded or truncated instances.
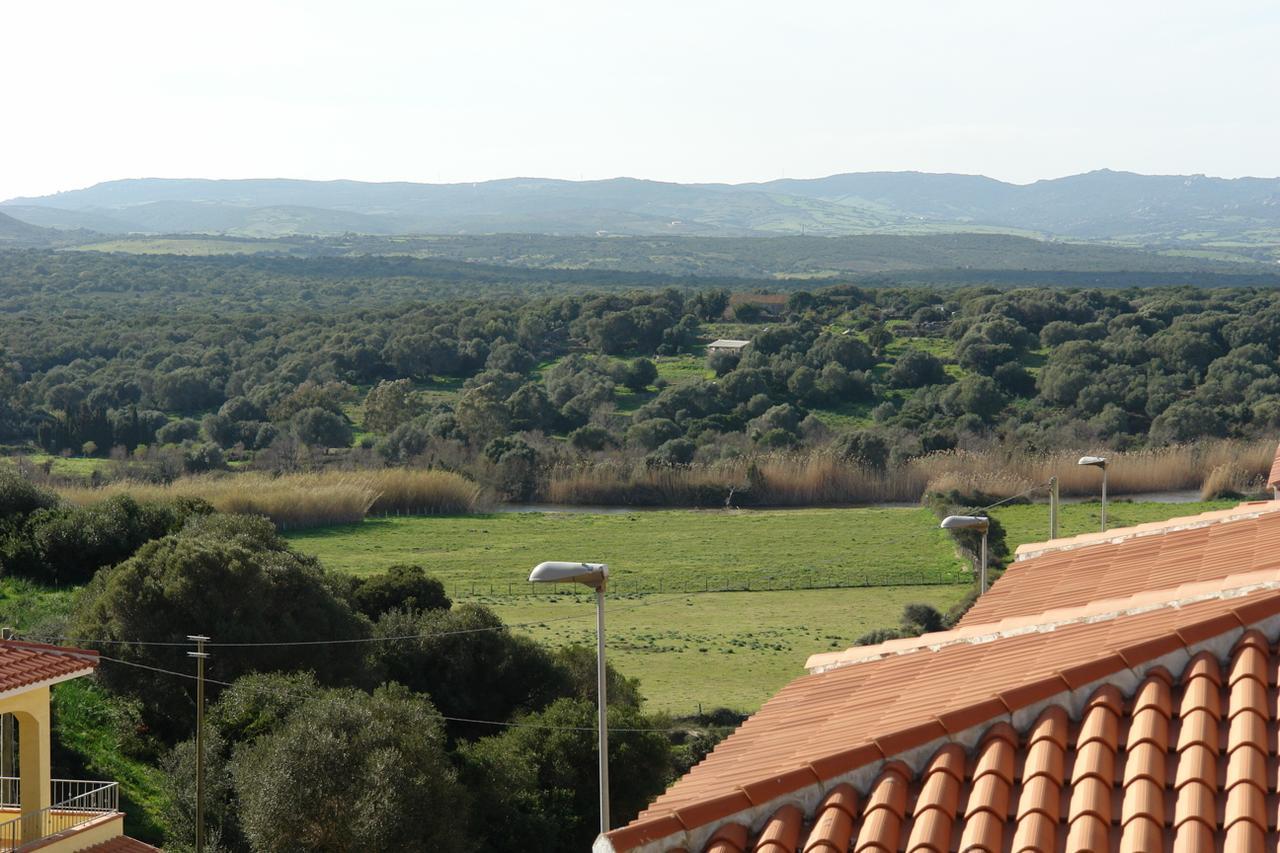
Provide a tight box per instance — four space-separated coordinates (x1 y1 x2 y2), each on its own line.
888 350 947 388
460 698 672 851
0 471 58 519
832 430 890 470
350 565 451 619
291 407 352 448
71 517 371 737
568 424 615 452
1 495 211 585
232 684 469 853
155 419 201 446
646 438 697 466
371 604 569 738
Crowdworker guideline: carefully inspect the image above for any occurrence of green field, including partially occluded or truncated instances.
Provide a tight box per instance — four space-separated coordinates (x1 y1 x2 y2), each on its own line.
990 499 1235 550
481 586 962 713
71 238 297 255
283 498 1248 712
282 507 967 590
0 453 112 479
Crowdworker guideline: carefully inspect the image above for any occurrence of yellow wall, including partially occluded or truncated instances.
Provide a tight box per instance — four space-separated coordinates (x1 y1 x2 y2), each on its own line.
0 685 52 841
0 684 121 849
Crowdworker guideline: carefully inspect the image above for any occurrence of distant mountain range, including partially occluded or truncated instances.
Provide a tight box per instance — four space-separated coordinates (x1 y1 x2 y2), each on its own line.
0 210 84 246
4 171 1280 261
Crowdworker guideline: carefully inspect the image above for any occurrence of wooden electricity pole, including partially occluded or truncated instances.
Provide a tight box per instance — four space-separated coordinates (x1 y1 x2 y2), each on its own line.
187 635 210 853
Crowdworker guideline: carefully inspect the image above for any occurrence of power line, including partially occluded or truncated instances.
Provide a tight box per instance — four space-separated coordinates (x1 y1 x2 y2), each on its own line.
92 652 680 733
25 589 702 650
968 480 1053 514
25 608 606 649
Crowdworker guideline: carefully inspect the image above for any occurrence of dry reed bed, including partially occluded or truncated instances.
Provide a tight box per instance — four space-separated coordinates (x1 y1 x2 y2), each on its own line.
545 440 1278 507
58 469 483 529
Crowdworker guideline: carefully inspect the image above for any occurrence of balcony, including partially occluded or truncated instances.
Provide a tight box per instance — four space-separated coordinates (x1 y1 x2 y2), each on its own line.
0 778 121 851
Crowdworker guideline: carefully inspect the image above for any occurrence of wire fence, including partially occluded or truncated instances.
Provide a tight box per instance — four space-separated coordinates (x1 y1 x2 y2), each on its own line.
449 568 971 600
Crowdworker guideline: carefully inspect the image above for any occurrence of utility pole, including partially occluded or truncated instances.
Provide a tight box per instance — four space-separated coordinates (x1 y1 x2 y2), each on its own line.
187 635 210 853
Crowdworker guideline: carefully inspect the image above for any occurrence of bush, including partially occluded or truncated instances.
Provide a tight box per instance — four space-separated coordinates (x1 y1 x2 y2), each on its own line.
232 684 469 853
155 419 201 446
350 565 451 619
291 407 353 448
460 698 672 851
0 471 58 520
1 495 211 585
371 604 569 738
568 424 615 452
832 430 890 470
646 438 696 466
888 350 947 388
71 516 371 738
627 418 682 450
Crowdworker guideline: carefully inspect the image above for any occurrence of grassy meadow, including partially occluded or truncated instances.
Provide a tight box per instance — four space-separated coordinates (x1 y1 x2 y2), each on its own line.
481 587 963 713
283 497 1251 712
992 498 1236 549
281 506 967 588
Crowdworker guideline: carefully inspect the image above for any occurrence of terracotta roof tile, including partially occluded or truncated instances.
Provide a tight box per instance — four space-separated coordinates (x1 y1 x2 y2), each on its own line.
965 501 1280 626
602 499 1280 853
608 628 1280 852
753 805 801 853
0 640 97 694
801 785 856 853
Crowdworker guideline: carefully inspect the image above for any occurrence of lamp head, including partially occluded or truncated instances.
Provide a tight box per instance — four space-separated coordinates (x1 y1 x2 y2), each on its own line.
1077 455 1107 468
940 515 989 531
528 561 608 589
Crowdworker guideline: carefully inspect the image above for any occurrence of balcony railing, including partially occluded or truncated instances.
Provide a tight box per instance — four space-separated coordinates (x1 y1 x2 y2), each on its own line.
0 778 119 850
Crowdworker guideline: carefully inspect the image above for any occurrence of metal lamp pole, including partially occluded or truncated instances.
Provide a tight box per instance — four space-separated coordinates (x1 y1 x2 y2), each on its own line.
529 561 610 833
1078 456 1108 532
941 516 991 594
593 582 609 832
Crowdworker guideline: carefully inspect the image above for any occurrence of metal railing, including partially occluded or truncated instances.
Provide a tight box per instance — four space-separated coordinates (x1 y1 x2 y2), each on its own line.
0 779 118 850
0 778 16 811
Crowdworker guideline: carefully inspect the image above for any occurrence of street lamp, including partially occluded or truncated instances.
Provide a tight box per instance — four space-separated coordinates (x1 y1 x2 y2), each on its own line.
1077 455 1108 532
528 561 610 833
941 515 990 594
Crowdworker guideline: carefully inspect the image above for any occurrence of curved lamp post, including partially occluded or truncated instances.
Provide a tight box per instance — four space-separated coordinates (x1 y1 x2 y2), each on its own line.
941 515 990 594
1077 455 1108 532
528 561 610 833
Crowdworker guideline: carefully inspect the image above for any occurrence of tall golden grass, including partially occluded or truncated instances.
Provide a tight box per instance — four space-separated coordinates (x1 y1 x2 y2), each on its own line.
545 440 1279 507
362 468 484 516
58 469 483 529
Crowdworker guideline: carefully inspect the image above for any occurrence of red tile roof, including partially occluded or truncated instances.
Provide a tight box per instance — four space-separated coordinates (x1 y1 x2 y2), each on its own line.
960 500 1280 627
0 639 97 695
614 631 1275 853
599 499 1280 853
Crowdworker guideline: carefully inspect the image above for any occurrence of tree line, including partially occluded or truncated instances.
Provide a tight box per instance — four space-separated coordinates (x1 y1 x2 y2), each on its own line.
5 250 1280 501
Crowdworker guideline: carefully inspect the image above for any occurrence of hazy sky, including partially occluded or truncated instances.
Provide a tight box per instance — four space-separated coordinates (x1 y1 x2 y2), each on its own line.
3 0 1277 200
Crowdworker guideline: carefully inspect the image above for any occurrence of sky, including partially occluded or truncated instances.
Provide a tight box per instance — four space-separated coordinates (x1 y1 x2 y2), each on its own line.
2 0 1278 200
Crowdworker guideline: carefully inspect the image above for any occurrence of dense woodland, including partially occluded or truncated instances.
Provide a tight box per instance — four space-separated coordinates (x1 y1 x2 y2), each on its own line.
5 250 1280 501
4 247 1280 848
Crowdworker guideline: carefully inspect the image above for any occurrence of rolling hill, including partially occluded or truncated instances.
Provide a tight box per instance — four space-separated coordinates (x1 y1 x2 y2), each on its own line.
0 210 75 246
5 171 1280 263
